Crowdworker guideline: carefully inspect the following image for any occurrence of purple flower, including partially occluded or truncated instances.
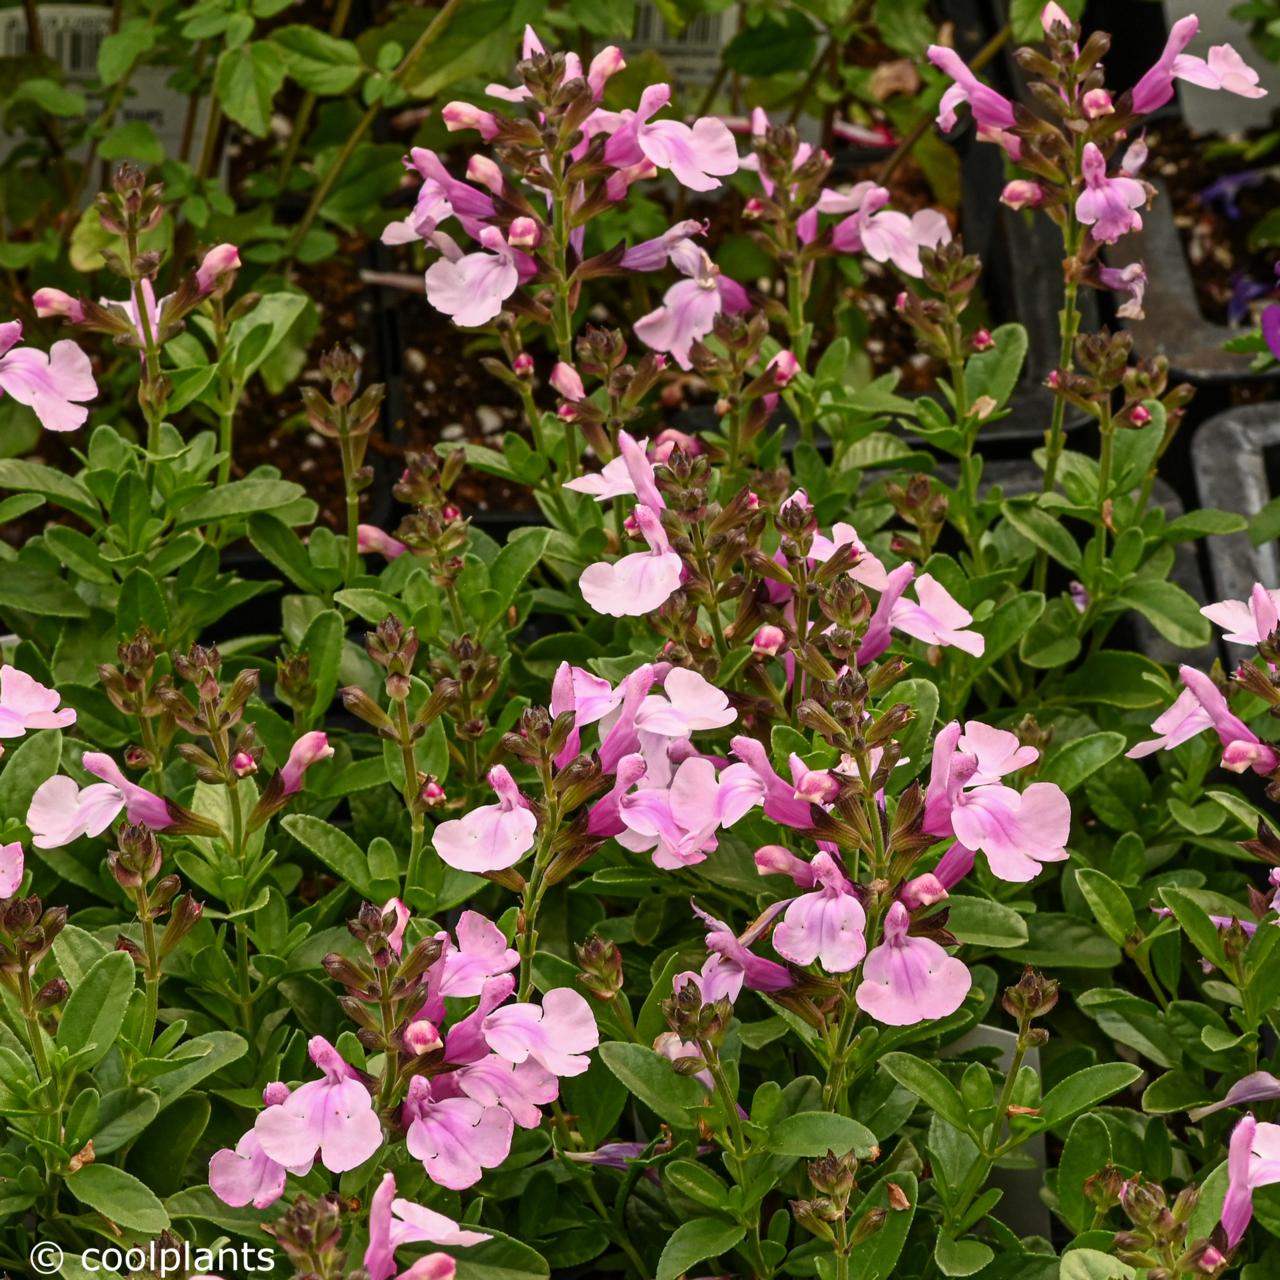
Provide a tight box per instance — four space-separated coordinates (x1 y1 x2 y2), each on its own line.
1202 582 1280 646
1098 262 1148 320
858 562 916 664
683 902 793 1001
1130 17 1264 115
578 504 684 617
0 664 76 739
1221 1113 1280 1250
1228 273 1270 325
279 731 333 796
809 522 889 591
364 1171 487 1280
27 752 174 849
889 573 985 656
603 84 738 192
772 852 867 973
482 986 599 1077
633 240 749 369
194 243 241 296
1189 1072 1280 1122
0 319 96 432
417 910 520 1022
1202 170 1267 221
1264 305 1280 361
431 765 537 873
403 1074 514 1190
0 841 21 897
729 736 816 829
620 219 708 272
927 46 1017 133
855 901 971 1025
359 524 408 560
253 1036 383 1173
1076 143 1146 244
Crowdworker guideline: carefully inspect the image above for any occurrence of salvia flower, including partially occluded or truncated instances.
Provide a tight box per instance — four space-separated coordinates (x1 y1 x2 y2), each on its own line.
579 504 683 617
770 851 867 973
27 753 174 848
424 225 530 327
0 664 76 739
432 765 537 872
0 841 23 898
889 573 985 657
926 45 1017 134
1222 1113 1280 1249
1131 16 1265 114
0 319 96 432
1076 143 1147 244
1201 582 1280 646
364 1171 488 1280
855 900 971 1025
602 83 738 192
280 731 334 795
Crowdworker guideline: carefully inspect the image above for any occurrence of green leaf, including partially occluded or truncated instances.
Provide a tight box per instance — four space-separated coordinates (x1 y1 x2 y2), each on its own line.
1115 579 1211 649
1075 869 1137 947
934 1235 994 1277
597 1041 705 1130
56 951 135 1067
99 20 159 85
768 1111 879 1157
228 292 310 381
215 41 286 137
118 567 168 640
14 78 87 116
1164 509 1248 539
656 1218 746 1280
176 478 307 527
1058 1249 1135 1280
272 25 363 93
0 562 88 618
282 815 373 898
1017 914 1120 968
1040 731 1126 793
946 896 1028 948
663 1159 731 1211
0 459 97 520
1061 652 1170 708
99 120 164 165
964 323 1027 410
489 527 552 614
1158 887 1229 969
1058 1114 1112 1232
1010 0 1083 40
723 9 817 75
878 1053 970 1132
247 513 326 593
1001 499 1083 571
66 1163 169 1233
1037 1063 1143 1128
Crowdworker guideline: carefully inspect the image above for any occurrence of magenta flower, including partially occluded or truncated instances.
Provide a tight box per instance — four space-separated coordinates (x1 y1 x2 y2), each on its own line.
253 1036 382 1173
0 320 96 432
432 765 537 873
1179 665 1280 775
209 1126 312 1209
1222 1113 1280 1249
856 901 970 1025
279 731 333 796
1131 16 1265 114
579 504 683 617
425 226 526 327
730 736 816 828
858 562 916 664
633 240 749 369
603 84 738 192
358 524 408 560
0 841 23 898
365 1171 488 1280
32 288 86 324
1076 143 1146 244
597 664 659 773
27 752 173 849
482 986 599 1077
927 45 1017 132
441 100 499 140
772 852 867 973
403 1074 514 1189
550 661 625 765
194 243 241 296
620 220 710 273
1201 582 1280 646
889 573 985 656
0 664 76 739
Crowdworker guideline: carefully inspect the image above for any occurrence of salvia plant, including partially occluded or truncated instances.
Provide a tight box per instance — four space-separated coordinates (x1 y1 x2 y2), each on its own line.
5 4 1280 1280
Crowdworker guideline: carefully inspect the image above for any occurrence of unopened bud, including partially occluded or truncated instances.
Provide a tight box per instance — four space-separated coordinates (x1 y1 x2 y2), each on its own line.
404 1019 443 1055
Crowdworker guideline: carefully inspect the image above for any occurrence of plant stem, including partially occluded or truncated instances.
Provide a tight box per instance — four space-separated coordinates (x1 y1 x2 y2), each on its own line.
138 907 161 1049
337 405 360 585
276 0 355 189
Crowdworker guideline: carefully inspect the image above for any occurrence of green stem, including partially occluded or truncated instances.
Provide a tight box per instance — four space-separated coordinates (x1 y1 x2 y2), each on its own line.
691 522 727 656
338 414 360 585
139 908 160 1050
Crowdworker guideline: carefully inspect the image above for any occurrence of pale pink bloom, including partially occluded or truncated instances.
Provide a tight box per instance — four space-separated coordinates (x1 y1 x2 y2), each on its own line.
730 736 818 829
1040 1 1072 32
830 185 951 278
1202 583 1280 646
603 84 738 192
382 897 410 956
404 1020 443 1055
418 911 519 1022
636 667 735 736
1208 44 1267 98
31 287 86 323
1180 665 1280 775
1099 262 1147 320
209 1128 312 1209
563 456 634 502
856 901 970 1025
0 665 76 738
482 986 599 1077
633 240 750 369
254 1036 383 1173
27 752 172 848
597 664 658 774
432 764 537 872
755 843 819 885
809 522 889 591
1000 180 1044 210
358 524 408 560
587 754 649 837
753 625 786 656
767 350 799 385
0 841 23 897
403 1074 513 1190
1132 17 1265 113
508 216 540 248
452 1053 560 1128
772 852 866 973
425 226 522 327
927 45 1018 132
619 219 707 272
550 662 624 763
1076 142 1146 244
441 100 499 139
858 562 916 664
890 573 985 656
406 148 496 233
280 731 333 796
1222 1114 1280 1249
654 1031 713 1090
195 244 241 295
899 872 948 910
681 902 792 1001
955 721 1039 784
0 320 96 432
579 504 683 617
1126 686 1214 758
365 1171 488 1280
1121 135 1148 175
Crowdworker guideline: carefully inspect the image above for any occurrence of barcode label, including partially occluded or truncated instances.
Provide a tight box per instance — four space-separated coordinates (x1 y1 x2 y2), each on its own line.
0 5 110 77
623 2 736 87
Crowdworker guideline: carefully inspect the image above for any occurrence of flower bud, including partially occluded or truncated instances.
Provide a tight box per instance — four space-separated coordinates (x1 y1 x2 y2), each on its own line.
512 352 535 379
1000 179 1045 210
262 1081 291 1106
576 934 624 1000
1082 88 1114 118
753 624 786 656
34 977 69 1010
403 1019 443 1056
971 328 994 352
508 216 541 248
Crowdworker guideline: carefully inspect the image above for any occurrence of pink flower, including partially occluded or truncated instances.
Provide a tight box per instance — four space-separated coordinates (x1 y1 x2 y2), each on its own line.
209 1128 312 1209
382 897 410 956
425 226 527 327
858 562 916 663
1098 262 1148 320
579 504 683 617
365 1171 487 1280
0 841 23 898
603 84 738 192
432 765 537 872
620 219 708 271
26 752 173 849
767 350 799 385
1040 2 1073 33
254 1037 383 1173
1126 685 1214 759
1202 583 1280 646
753 625 786 656
550 661 624 764
565 430 662 509
730 736 816 829
636 667 736 737
856 901 971 1025
889 573 985 656
550 362 585 401
772 852 867 973
1208 44 1267 98
809 522 889 591
1222 1114 1280 1250
441 100 499 140
403 1074 514 1189
0 665 76 738
0 320 96 432
830 185 952 277
358 524 408 560
418 910 519 1021
927 45 1017 132
32 288 86 324
1179 665 1279 775
955 721 1040 784
1131 17 1265 114
1076 143 1146 244
633 240 749 369
1082 88 1114 118
194 244 241 296
683 902 792 1000
1000 180 1044 210
280 731 333 796
482 986 599 1077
